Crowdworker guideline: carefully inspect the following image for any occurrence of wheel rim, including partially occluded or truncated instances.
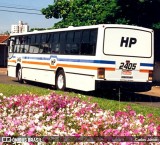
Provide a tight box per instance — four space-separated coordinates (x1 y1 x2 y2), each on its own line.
57 74 64 89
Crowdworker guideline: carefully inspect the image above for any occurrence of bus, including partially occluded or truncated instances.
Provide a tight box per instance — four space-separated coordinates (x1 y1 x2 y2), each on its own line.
7 24 154 92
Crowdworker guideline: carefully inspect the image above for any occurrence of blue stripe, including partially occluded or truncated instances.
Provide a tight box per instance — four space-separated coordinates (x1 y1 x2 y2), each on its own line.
21 55 115 65
23 56 50 60
140 63 153 67
58 58 115 64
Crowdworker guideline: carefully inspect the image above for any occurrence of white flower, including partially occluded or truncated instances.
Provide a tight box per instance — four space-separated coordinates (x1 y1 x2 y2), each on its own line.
0 93 3 96
153 130 157 136
70 129 76 133
46 126 52 131
117 126 122 130
36 126 42 132
55 128 61 135
34 118 39 124
18 125 26 131
135 119 141 126
144 125 148 128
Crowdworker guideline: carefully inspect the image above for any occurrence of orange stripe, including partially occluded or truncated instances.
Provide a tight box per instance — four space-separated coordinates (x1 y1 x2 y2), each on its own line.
105 67 115 71
139 69 149 73
8 60 16 63
22 61 115 71
22 61 49 66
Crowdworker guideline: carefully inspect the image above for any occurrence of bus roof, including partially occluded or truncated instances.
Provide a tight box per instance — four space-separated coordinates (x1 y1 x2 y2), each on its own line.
10 24 153 36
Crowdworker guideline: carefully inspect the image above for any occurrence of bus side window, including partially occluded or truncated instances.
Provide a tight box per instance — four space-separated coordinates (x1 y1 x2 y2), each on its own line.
42 44 51 54
59 32 66 54
28 45 39 53
9 37 15 52
65 31 74 54
51 33 60 54
40 33 51 54
28 35 40 53
81 30 90 55
89 29 97 55
72 30 81 55
29 46 34 53
80 29 97 56
14 45 21 53
24 45 29 53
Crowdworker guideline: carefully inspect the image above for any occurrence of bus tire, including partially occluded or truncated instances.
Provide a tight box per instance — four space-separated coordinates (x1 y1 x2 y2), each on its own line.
17 67 23 83
56 70 66 90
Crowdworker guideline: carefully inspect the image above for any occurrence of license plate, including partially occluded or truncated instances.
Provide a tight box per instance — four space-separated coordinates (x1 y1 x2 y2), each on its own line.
122 70 132 75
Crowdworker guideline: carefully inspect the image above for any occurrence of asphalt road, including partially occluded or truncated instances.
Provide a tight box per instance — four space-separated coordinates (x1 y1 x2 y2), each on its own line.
0 71 160 108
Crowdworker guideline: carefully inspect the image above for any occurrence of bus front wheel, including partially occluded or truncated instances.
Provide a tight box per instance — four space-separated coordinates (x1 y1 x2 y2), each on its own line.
56 70 66 90
17 67 23 83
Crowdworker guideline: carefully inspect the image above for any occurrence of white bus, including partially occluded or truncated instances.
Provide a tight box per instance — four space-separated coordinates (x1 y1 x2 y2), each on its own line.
7 24 154 91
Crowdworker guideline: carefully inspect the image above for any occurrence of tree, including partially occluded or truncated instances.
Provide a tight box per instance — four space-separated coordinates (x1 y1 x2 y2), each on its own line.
117 0 160 28
30 28 47 32
41 0 160 29
42 0 121 28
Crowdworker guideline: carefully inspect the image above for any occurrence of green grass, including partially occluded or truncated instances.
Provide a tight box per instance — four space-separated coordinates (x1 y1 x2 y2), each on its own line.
0 83 160 119
0 84 51 97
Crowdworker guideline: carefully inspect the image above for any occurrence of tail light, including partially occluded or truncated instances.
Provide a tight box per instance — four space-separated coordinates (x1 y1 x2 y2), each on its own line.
148 70 153 81
97 68 105 79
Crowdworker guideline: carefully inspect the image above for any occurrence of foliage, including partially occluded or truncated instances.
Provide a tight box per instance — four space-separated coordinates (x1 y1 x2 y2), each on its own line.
30 28 47 32
41 0 160 29
41 0 121 28
0 93 159 144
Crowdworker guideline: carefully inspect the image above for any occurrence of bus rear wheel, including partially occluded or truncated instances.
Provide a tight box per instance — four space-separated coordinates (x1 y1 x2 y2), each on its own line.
56 70 66 90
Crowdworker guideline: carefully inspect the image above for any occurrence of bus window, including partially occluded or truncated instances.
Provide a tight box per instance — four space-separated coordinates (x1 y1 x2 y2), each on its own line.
41 34 47 43
19 44 29 53
60 32 66 54
65 31 80 55
74 31 82 43
67 31 74 43
51 33 60 54
54 33 59 43
9 37 15 52
41 44 51 54
89 29 97 55
14 45 21 53
29 45 39 53
65 31 74 54
30 35 36 44
36 34 41 44
90 29 97 43
80 29 97 55
51 43 60 54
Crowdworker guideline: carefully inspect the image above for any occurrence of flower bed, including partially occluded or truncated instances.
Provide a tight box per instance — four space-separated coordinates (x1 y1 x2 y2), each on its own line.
0 93 159 144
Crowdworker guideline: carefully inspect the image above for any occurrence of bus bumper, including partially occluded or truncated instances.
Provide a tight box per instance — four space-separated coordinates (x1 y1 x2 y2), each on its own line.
95 80 152 92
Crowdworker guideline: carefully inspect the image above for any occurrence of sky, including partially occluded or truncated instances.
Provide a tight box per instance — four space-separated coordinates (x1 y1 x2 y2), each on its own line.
0 0 60 33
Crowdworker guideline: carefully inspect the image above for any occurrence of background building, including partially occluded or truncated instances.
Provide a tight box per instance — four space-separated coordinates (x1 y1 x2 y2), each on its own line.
11 21 29 33
0 35 9 67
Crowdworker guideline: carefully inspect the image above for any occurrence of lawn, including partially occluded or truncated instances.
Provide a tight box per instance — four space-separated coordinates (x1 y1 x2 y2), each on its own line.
0 83 159 118
0 83 159 144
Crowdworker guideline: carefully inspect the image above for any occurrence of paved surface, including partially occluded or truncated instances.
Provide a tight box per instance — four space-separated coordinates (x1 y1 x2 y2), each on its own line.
0 68 7 74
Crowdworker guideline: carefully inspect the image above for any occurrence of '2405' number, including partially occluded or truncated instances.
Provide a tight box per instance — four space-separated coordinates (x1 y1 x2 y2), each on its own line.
119 62 137 70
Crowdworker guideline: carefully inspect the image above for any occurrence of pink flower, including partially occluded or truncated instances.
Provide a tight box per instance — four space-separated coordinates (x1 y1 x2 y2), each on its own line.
129 110 136 116
147 113 153 118
157 125 160 134
27 127 35 136
4 130 14 136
